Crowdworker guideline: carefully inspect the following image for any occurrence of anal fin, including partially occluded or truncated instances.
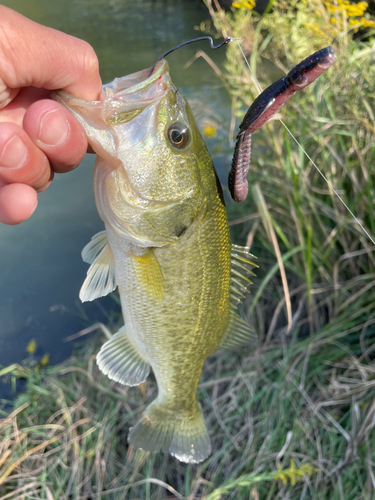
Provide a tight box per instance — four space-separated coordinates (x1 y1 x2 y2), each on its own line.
96 326 150 386
217 309 257 351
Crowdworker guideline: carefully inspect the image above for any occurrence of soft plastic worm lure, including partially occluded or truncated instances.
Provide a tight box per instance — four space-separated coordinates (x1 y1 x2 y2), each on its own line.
228 46 337 202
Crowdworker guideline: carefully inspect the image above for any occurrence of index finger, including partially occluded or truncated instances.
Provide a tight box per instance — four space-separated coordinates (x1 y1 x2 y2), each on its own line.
0 6 102 102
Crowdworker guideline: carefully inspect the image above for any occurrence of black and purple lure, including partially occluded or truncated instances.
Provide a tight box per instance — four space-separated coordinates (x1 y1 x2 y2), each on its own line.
149 39 336 203
228 46 336 202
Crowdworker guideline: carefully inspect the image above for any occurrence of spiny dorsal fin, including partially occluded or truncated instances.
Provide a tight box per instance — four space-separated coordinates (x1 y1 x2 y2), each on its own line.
217 309 257 351
131 249 165 301
230 244 258 308
80 232 117 302
96 326 150 386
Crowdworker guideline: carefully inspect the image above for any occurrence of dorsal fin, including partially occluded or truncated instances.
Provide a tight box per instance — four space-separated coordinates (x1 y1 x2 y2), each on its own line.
230 244 258 308
80 231 117 302
217 309 257 350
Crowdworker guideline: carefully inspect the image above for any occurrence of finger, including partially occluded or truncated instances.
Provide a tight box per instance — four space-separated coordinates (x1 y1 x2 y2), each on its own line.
0 87 19 110
0 87 50 127
0 122 51 190
23 99 88 173
0 6 102 101
0 182 38 225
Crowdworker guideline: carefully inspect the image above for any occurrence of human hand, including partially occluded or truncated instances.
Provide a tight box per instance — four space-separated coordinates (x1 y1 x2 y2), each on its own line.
0 6 102 225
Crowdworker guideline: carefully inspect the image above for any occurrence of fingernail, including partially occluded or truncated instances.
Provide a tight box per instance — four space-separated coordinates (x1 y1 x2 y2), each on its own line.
0 135 28 170
38 109 70 147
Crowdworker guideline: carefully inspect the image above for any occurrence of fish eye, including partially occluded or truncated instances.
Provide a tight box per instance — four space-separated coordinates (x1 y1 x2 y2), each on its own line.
167 122 190 149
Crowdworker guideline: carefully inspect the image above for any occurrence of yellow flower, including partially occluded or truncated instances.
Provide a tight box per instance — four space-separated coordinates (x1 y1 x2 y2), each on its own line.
303 22 332 38
40 353 50 366
273 459 320 486
232 0 255 10
274 464 288 485
360 17 375 27
26 339 37 354
202 125 218 138
322 0 374 32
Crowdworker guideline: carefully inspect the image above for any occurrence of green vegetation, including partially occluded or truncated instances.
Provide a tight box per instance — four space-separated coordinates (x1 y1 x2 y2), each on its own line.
1 321 374 498
205 0 375 347
1 0 375 497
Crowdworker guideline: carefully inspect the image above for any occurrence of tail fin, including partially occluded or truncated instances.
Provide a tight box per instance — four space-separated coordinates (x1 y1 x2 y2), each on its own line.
128 398 211 463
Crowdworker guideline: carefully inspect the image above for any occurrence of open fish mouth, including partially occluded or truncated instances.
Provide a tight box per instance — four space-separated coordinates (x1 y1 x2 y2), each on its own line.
53 59 172 137
101 60 171 125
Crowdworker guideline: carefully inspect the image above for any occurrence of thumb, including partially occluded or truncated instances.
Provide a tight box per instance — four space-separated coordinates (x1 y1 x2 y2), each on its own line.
0 6 102 104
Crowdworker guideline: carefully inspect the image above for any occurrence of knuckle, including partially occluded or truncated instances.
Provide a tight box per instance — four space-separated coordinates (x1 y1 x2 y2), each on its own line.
80 42 99 77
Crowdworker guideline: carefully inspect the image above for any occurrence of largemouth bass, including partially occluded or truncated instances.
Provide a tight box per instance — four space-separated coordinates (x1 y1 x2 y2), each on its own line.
55 60 257 463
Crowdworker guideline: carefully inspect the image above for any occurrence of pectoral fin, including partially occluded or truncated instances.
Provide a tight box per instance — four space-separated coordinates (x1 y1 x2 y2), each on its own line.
82 230 108 264
131 249 165 300
80 231 117 302
217 309 257 351
96 326 150 386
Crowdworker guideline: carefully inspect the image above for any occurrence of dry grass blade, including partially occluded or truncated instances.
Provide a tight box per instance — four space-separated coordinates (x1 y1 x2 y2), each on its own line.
0 403 29 432
98 478 184 498
183 50 223 78
0 434 61 485
252 183 292 331
0 482 41 500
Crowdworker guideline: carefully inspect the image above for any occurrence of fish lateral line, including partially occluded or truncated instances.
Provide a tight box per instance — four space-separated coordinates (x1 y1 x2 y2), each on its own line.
228 46 336 203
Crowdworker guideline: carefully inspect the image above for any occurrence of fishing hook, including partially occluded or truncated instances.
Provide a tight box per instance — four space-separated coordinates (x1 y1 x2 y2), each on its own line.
148 36 231 78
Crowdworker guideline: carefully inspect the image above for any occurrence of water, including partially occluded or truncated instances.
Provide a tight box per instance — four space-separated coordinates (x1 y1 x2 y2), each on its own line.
0 0 232 398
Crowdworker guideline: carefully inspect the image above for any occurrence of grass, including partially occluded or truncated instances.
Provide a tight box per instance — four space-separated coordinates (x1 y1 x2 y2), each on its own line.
203 0 375 337
1 317 374 499
2 0 375 497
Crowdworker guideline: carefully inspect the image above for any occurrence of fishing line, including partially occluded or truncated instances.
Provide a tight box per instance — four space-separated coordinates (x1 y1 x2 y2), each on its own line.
234 39 375 246
279 119 375 246
148 36 232 77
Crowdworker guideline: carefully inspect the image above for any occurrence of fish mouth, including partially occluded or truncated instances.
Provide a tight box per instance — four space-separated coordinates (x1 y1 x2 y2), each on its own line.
101 60 171 124
103 59 167 97
53 59 172 129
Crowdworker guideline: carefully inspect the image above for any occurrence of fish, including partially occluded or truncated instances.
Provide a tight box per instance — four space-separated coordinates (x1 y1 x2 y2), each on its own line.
54 59 258 463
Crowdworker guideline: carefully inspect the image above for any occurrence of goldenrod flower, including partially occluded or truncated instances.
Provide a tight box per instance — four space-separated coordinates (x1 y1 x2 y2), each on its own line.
323 0 373 32
273 460 320 486
26 339 37 354
232 0 256 10
360 17 375 27
202 125 218 137
40 353 50 366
